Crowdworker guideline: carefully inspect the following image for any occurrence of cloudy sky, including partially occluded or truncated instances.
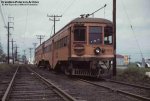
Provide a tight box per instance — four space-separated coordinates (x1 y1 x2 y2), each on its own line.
0 0 150 62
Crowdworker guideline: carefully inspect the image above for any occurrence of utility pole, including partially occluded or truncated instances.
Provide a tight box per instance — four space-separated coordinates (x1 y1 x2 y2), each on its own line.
6 17 14 64
14 45 19 62
23 50 26 64
33 43 37 64
33 43 38 50
23 50 26 56
10 39 15 64
128 55 131 64
113 0 116 76
29 48 33 64
36 35 45 45
47 14 62 34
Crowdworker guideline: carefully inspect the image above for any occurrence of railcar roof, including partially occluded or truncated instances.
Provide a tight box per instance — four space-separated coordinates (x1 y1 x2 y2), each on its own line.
35 17 112 50
70 17 112 24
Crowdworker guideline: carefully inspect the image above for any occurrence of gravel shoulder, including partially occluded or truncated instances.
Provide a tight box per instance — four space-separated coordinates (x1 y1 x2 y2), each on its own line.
31 66 142 101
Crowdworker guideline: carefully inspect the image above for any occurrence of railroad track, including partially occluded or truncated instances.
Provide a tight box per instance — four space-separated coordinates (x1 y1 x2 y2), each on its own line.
104 79 150 90
30 67 144 101
0 66 17 99
1 66 77 101
79 79 150 101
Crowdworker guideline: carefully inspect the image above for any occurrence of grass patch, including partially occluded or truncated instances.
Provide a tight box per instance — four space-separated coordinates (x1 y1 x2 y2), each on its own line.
0 63 17 72
114 66 150 84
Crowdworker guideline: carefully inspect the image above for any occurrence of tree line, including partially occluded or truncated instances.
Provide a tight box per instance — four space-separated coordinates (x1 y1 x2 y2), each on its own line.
0 42 6 62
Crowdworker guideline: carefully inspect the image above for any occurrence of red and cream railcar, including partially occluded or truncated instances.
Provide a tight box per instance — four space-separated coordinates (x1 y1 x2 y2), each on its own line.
35 17 114 77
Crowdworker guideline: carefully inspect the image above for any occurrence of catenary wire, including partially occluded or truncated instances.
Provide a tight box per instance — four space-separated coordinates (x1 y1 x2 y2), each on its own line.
121 0 144 59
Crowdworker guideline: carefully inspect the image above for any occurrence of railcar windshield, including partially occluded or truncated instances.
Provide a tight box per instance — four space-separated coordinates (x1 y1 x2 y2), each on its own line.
74 26 86 41
89 26 102 44
104 26 113 45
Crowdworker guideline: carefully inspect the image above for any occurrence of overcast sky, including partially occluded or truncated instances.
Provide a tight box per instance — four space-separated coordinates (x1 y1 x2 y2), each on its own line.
0 0 150 62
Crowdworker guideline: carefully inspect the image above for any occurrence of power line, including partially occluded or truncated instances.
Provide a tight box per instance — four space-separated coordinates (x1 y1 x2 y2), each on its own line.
61 0 77 16
50 25 54 37
121 0 144 59
0 0 8 26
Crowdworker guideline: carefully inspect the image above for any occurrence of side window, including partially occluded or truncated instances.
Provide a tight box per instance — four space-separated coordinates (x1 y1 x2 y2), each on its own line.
64 36 67 46
104 26 113 44
89 26 102 44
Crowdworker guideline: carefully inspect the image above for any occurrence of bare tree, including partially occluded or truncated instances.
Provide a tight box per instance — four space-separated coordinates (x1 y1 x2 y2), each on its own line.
0 42 6 62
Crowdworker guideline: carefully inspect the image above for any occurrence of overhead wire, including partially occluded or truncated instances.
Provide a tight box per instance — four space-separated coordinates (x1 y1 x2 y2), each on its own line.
50 25 54 37
0 0 7 27
22 6 29 57
52 0 77 33
121 0 144 59
61 0 77 16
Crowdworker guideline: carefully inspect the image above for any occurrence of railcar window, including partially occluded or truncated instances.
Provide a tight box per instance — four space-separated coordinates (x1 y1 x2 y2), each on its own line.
89 26 102 44
74 27 86 41
54 36 68 49
104 26 113 44
64 36 67 46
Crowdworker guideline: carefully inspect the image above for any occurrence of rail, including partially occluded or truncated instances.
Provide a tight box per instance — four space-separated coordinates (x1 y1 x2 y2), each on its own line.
2 66 20 101
80 79 150 101
105 79 150 90
27 67 77 101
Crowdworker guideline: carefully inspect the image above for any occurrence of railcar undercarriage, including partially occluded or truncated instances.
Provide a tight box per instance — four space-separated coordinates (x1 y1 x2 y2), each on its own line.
64 59 113 78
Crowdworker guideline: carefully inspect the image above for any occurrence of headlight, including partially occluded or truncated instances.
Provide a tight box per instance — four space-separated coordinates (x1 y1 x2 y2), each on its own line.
94 47 101 55
96 49 100 53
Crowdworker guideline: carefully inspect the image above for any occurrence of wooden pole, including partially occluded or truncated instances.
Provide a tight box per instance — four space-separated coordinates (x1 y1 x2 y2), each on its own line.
113 0 116 76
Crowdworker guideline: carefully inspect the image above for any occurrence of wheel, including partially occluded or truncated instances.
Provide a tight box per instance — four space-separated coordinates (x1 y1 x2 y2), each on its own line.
65 67 70 75
47 65 51 71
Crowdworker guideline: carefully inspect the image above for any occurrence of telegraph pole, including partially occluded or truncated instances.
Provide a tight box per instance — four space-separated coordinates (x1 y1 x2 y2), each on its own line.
113 0 116 76
33 43 37 64
14 45 19 62
7 17 14 64
128 55 131 64
47 14 62 34
7 22 10 64
10 39 15 64
23 50 26 64
23 50 26 56
29 48 33 64
36 35 45 45
33 43 37 50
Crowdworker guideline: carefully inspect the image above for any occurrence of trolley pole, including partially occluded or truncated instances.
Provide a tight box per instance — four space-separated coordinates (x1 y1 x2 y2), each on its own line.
47 14 62 34
113 0 116 76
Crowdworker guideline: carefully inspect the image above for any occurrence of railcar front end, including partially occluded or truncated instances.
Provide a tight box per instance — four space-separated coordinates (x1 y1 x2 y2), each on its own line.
65 18 114 78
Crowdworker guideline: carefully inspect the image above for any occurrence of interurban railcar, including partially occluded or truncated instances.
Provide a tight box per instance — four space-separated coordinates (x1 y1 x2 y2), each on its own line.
35 17 115 78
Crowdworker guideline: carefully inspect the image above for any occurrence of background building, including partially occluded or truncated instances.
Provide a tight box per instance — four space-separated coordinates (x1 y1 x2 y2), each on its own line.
116 54 124 66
